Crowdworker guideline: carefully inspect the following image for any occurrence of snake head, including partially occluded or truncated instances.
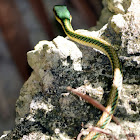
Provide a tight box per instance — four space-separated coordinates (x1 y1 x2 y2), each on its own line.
53 5 72 24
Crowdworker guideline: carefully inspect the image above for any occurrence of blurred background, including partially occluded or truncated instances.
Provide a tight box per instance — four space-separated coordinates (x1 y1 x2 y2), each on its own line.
0 0 103 135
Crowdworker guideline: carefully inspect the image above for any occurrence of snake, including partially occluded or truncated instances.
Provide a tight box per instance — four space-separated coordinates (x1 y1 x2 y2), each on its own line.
53 5 123 140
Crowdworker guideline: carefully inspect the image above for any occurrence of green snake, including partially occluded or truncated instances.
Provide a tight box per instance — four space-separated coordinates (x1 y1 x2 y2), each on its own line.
53 5 122 140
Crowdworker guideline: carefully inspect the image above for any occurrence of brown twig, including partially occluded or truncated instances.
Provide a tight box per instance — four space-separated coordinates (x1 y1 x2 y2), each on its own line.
67 86 119 125
77 126 118 140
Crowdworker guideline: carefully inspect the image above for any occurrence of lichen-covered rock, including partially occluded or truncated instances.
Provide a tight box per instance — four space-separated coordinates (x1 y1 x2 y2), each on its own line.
0 0 140 140
107 0 131 14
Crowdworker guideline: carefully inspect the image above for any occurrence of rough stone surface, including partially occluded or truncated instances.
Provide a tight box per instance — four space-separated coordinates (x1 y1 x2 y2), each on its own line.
0 0 140 140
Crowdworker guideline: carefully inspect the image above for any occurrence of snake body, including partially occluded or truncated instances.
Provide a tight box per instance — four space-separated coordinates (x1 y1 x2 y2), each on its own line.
53 5 122 140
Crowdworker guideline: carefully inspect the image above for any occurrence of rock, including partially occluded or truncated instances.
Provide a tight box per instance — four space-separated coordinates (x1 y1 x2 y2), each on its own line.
0 0 140 140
